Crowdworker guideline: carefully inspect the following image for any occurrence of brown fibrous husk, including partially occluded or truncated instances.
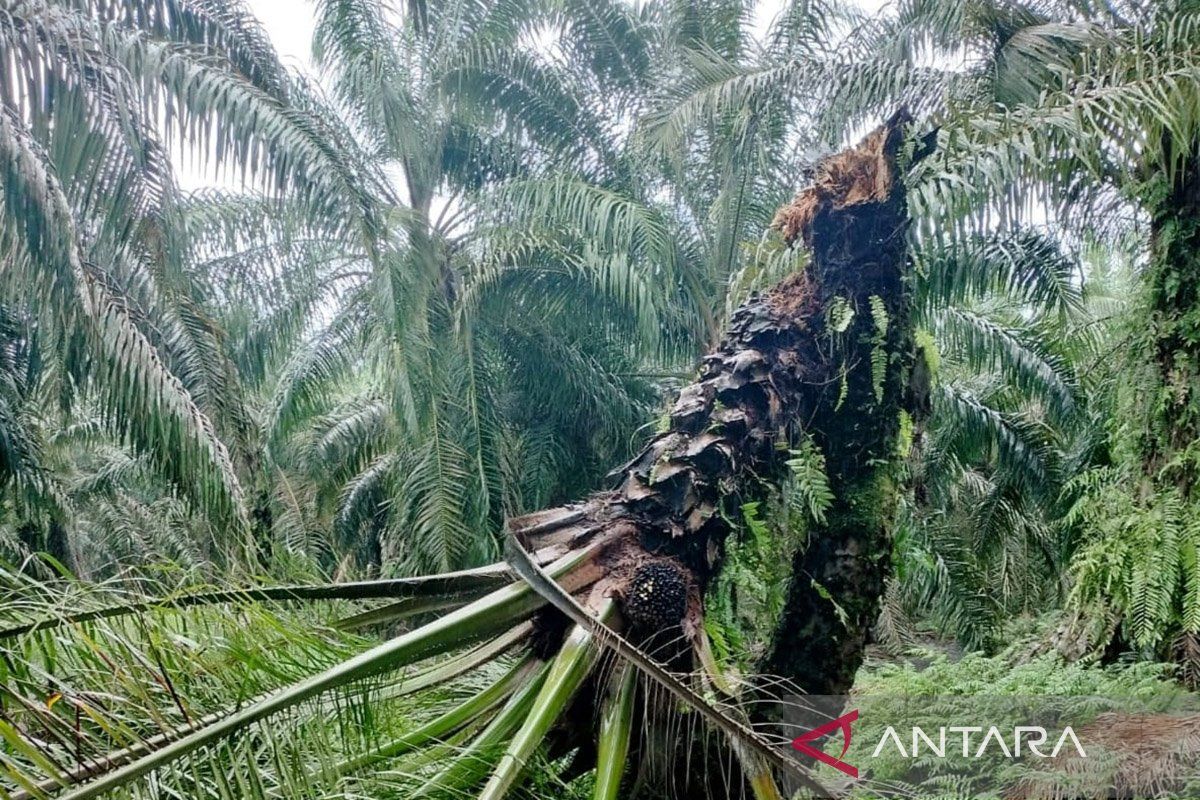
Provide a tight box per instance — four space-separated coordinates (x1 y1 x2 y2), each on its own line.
772 122 900 247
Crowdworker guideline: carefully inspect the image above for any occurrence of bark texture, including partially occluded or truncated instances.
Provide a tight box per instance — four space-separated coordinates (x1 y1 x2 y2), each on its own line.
761 115 914 698
507 113 917 797
1144 145 1200 492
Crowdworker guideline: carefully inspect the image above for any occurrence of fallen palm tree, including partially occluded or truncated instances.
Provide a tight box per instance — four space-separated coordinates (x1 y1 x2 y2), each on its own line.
0 111 920 800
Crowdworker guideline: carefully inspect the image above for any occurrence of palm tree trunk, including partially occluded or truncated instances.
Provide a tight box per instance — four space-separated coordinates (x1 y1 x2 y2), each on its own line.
504 111 918 797
759 113 916 698
1130 140 1200 669
1143 142 1200 495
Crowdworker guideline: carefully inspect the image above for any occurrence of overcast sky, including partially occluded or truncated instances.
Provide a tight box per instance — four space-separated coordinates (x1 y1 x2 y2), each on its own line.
249 0 316 73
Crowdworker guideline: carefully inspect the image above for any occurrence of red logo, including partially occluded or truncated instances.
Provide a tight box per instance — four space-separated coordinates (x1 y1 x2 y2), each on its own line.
792 709 859 778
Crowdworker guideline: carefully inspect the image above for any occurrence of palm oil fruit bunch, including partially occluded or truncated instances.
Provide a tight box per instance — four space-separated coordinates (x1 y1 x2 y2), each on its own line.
622 560 689 631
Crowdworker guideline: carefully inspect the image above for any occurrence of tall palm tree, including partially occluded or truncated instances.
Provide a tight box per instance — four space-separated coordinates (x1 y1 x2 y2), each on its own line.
0 0 387 568
0 0 679 579
887 236 1130 650
220 0 682 577
626 0 1102 650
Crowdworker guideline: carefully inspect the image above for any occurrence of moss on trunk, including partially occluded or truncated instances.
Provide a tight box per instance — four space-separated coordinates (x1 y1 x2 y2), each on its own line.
501 112 919 797
1141 148 1200 494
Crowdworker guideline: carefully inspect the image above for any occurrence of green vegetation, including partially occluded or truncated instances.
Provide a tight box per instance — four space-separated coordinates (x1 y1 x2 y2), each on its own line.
847 618 1195 799
4 0 1200 797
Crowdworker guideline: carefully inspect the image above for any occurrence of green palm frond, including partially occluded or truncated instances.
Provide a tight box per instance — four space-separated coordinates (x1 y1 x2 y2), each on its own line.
554 0 651 96
934 383 1054 492
0 107 250 542
391 423 486 574
933 306 1079 423
915 229 1082 315
0 545 612 799
445 46 615 168
265 292 373 444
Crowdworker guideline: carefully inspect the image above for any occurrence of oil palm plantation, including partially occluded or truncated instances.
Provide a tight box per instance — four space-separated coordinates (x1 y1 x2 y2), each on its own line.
1 0 928 793
237 0 674 577
4 0 1198 799
0 0 675 577
0 0 390 571
1 112 924 800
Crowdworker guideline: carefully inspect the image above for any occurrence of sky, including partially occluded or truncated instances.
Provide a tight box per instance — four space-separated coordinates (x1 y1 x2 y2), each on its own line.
248 0 316 74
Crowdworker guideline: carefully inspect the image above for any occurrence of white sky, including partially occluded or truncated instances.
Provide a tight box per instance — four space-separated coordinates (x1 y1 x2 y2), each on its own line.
249 0 316 75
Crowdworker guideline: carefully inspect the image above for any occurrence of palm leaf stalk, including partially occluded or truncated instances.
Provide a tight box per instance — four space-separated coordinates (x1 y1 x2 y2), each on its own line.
1 114 921 800
328 653 539 779
0 563 513 638
410 665 553 797
592 664 637 800
475 606 612 800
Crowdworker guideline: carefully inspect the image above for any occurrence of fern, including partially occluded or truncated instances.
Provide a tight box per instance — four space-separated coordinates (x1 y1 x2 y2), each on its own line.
1066 470 1200 650
704 495 813 672
827 295 855 334
869 294 890 403
785 438 834 525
